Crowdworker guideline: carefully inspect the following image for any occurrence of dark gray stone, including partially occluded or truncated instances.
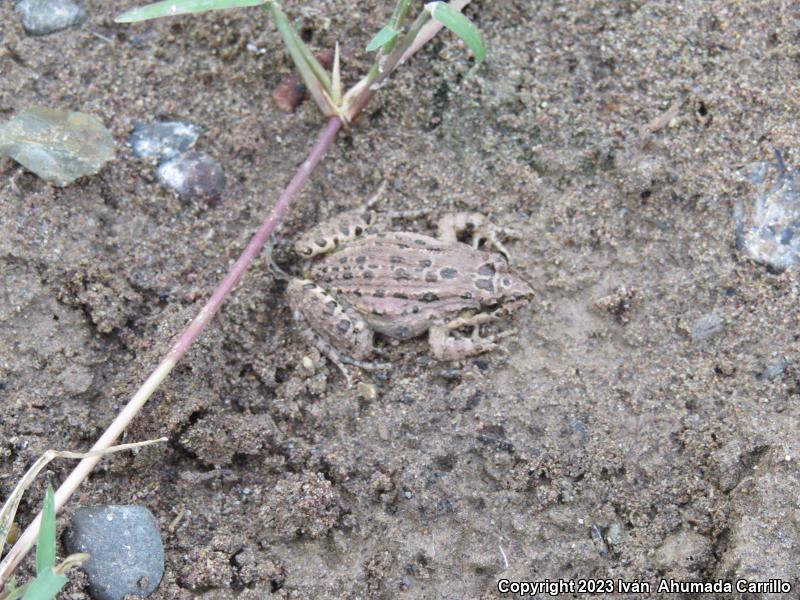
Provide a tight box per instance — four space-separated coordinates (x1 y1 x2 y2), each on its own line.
65 505 164 600
16 0 87 36
156 151 225 201
128 121 200 160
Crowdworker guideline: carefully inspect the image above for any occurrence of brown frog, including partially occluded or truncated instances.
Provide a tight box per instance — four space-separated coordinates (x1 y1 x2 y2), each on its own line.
286 210 533 375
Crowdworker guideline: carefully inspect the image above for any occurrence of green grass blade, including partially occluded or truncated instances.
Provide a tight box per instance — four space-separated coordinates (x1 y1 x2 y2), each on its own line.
116 0 266 23
20 568 66 600
427 2 485 64
388 0 410 30
34 487 56 575
3 578 27 600
366 26 399 52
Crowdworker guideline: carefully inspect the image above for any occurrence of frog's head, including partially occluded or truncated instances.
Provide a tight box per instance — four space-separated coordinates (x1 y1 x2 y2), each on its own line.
480 254 534 309
497 271 534 308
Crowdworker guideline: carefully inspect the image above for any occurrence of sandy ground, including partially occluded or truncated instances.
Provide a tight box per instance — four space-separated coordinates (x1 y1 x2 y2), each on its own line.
1 1 799 598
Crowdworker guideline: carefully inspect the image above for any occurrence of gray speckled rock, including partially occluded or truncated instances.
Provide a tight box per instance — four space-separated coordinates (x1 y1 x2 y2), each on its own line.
737 152 800 273
156 151 225 201
129 121 200 160
691 313 724 342
65 505 164 600
16 0 87 36
0 106 115 186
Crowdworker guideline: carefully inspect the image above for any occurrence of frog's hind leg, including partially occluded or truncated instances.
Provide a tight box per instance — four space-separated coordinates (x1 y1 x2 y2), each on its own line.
293 210 382 258
436 212 515 261
287 278 390 380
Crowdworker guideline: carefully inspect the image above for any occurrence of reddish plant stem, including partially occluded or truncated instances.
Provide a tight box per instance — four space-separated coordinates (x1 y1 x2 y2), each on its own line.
167 116 343 363
0 117 342 584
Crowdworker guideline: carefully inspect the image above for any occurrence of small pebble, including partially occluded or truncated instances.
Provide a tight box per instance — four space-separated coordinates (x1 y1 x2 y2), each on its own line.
273 49 335 113
0 106 115 186
604 521 627 552
128 121 200 160
16 0 86 36
65 505 164 600
356 382 377 401
691 313 724 342
59 363 93 394
760 356 788 381
156 151 225 201
654 530 712 574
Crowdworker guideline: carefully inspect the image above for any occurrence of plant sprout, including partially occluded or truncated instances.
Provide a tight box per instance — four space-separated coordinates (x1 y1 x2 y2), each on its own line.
0 487 87 600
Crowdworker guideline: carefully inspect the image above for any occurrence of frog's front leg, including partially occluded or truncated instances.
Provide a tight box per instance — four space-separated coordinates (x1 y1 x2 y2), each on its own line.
287 278 388 376
436 212 514 261
427 312 509 361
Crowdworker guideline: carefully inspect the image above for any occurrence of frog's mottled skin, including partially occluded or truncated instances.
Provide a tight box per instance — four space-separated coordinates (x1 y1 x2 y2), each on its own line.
287 211 533 372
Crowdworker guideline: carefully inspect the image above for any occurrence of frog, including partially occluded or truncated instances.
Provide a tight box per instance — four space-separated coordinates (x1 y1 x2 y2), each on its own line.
285 209 533 377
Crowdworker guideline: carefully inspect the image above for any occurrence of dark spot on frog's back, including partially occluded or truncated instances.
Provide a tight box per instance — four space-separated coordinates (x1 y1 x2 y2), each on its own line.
478 263 496 276
414 239 426 246
390 256 404 264
393 292 409 300
394 268 411 280
338 319 351 333
425 272 438 283
363 270 374 279
394 325 411 339
339 224 350 236
421 292 439 303
475 278 494 291
374 289 386 298
302 282 316 290
324 300 338 315
440 267 458 279
419 259 432 268
315 239 327 247
355 255 367 264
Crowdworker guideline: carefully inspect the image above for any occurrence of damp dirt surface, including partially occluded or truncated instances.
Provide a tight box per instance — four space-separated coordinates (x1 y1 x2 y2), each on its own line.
1 1 800 599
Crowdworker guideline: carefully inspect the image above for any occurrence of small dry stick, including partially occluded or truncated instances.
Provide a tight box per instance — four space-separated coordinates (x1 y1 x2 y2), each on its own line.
643 98 682 133
0 0 472 585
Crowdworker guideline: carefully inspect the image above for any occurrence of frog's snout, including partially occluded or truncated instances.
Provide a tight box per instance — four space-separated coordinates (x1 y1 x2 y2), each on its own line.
500 273 534 304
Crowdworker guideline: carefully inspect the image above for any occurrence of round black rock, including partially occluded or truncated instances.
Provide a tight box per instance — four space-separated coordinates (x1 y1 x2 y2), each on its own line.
64 505 164 600
156 151 225 202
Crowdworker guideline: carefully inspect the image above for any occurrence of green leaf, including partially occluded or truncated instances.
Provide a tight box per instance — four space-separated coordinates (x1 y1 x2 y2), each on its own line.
116 0 266 23
21 568 66 600
366 26 399 52
427 2 485 64
35 487 56 575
